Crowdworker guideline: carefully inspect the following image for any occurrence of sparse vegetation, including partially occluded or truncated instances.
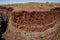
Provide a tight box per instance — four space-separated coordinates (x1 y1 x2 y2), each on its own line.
2 32 6 39
40 32 44 38
1 2 60 11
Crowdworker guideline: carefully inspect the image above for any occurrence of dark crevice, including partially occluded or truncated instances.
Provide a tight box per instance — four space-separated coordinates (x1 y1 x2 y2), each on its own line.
0 16 8 40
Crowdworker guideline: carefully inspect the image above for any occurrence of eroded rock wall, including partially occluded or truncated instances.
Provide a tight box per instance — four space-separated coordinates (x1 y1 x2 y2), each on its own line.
6 7 60 40
10 8 60 32
0 6 13 21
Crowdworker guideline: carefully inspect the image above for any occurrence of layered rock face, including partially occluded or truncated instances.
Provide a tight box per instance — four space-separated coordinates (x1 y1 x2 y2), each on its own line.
5 7 60 40
0 6 13 21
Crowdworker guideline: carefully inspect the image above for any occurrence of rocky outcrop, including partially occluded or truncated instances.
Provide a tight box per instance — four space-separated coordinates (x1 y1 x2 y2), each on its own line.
5 7 60 40
10 8 60 32
0 6 13 21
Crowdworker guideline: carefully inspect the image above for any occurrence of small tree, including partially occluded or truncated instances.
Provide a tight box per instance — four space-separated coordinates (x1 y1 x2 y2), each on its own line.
46 2 49 4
